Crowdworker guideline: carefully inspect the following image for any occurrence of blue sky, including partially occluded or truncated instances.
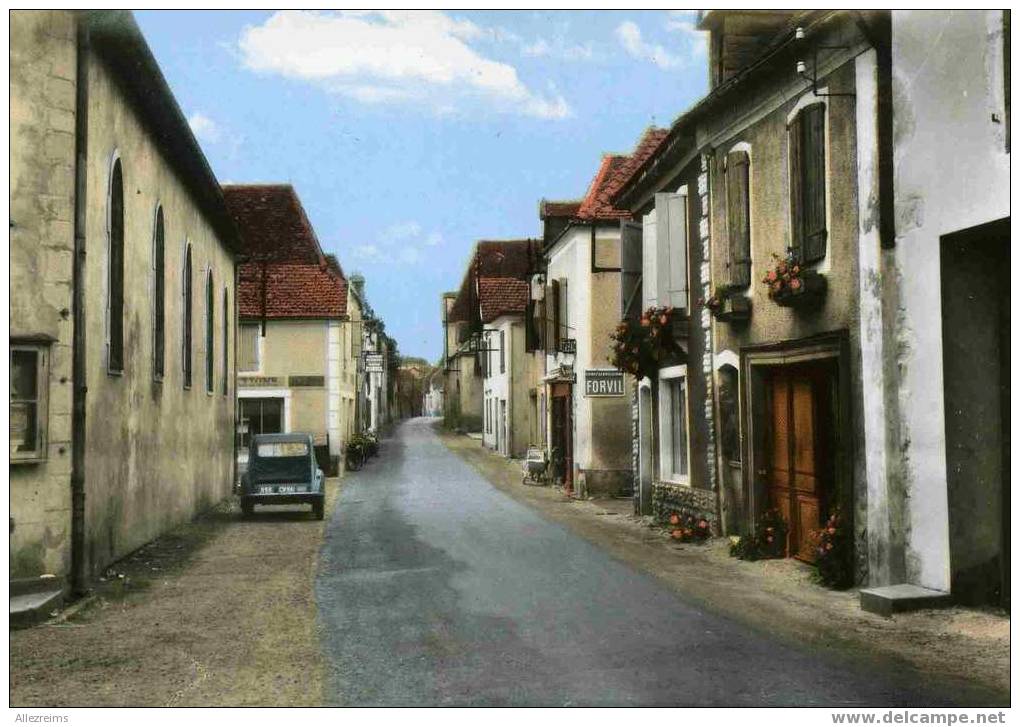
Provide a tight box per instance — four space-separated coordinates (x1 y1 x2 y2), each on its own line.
136 10 709 362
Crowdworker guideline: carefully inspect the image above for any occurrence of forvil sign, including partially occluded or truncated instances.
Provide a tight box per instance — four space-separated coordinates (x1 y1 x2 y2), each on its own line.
584 369 625 397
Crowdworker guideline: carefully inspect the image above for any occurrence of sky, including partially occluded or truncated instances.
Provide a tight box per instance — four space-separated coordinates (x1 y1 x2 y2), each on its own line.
135 10 710 362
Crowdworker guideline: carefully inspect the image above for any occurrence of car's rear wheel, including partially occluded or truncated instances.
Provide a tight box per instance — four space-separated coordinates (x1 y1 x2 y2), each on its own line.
313 499 325 520
241 499 254 518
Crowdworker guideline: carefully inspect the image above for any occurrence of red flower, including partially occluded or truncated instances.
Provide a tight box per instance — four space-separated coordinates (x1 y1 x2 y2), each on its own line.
659 315 668 325
698 520 708 530
640 318 650 327
766 270 778 283
669 513 680 525
790 278 802 290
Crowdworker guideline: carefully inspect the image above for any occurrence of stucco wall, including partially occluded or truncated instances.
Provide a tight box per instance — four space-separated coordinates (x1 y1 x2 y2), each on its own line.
9 10 78 579
889 10 1010 592
81 50 236 576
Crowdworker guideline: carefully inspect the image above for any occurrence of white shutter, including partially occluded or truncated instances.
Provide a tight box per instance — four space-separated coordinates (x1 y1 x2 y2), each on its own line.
642 209 657 307
656 192 689 311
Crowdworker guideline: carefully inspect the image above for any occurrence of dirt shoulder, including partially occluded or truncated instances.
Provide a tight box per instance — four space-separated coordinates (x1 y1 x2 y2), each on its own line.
9 480 340 707
437 427 1010 705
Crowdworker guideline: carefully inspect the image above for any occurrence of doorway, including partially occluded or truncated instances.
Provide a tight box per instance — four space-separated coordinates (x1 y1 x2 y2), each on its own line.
763 362 835 561
941 217 1009 606
550 383 573 491
239 397 284 450
637 382 654 515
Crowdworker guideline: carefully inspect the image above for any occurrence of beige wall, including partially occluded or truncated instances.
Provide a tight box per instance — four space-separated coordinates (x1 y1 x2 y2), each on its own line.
710 61 861 354
9 10 78 579
254 320 327 377
80 47 236 577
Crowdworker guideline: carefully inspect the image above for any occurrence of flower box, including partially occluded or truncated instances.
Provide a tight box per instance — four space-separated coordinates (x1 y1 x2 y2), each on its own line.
772 269 827 309
711 293 752 323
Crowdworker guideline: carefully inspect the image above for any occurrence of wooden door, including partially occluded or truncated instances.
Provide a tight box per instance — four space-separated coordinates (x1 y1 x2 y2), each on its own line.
767 367 828 562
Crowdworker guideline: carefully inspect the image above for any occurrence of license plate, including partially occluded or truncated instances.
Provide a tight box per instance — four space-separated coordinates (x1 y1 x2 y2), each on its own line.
278 485 297 494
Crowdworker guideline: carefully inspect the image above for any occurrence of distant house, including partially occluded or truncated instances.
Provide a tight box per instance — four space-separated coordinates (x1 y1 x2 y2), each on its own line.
10 10 241 603
478 273 542 458
224 184 358 474
443 240 541 437
537 128 665 497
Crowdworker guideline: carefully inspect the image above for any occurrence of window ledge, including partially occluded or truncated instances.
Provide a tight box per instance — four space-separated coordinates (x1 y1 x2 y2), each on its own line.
11 455 47 465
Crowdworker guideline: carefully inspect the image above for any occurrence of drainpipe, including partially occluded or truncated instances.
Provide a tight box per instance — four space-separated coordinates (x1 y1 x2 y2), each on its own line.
70 13 90 597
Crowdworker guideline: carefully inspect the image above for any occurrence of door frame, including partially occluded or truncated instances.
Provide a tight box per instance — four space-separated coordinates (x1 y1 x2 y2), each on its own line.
740 331 852 544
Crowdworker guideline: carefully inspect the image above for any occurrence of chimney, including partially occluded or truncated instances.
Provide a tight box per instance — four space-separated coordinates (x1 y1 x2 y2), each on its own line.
350 274 366 300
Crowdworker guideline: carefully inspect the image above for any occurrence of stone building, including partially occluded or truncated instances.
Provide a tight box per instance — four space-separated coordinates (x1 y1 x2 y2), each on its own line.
223 184 359 475
537 131 663 497
10 10 240 606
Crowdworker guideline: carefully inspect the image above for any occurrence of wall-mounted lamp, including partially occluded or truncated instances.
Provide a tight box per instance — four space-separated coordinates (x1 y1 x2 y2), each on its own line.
794 41 856 98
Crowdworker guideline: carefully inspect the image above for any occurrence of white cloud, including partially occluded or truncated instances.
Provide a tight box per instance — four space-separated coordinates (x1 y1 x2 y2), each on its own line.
665 11 708 57
352 221 443 266
521 37 594 61
616 15 706 70
187 112 221 143
237 10 571 119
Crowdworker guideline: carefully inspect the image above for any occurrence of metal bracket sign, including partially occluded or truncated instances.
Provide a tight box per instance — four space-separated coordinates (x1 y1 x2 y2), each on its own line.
364 353 384 373
558 338 577 355
584 369 625 397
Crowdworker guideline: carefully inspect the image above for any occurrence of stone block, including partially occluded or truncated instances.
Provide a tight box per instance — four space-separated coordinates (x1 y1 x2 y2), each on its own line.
859 584 953 617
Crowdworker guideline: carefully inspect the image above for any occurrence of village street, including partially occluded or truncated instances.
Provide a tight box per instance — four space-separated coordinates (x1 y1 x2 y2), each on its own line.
10 418 1007 708
315 418 998 707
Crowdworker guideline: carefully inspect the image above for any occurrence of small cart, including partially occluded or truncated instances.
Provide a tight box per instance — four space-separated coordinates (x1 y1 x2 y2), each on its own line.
521 446 548 485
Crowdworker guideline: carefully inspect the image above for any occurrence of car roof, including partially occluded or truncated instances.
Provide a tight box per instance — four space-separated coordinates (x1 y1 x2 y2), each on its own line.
252 433 314 444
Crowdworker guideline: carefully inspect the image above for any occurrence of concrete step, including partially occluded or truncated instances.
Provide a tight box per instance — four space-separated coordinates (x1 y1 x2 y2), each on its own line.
859 583 953 617
10 588 64 627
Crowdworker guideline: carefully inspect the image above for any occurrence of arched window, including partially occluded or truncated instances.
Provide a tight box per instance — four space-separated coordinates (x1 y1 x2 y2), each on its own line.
222 287 229 395
108 158 125 373
205 268 214 394
152 206 165 380
182 243 193 389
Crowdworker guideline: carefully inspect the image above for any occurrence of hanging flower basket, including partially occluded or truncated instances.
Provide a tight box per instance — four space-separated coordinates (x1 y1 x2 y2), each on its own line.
705 287 752 323
609 306 685 381
762 252 827 310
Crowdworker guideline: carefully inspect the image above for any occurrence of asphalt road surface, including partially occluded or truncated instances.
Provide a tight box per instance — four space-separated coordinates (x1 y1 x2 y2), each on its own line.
315 418 945 707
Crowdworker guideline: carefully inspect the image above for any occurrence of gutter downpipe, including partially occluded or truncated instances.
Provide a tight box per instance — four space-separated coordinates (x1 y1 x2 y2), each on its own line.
70 13 90 597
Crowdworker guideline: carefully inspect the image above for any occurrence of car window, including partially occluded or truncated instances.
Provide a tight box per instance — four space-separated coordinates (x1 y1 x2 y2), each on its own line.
256 441 309 458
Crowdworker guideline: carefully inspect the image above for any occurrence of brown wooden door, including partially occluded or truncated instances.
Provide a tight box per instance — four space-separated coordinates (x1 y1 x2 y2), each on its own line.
767 367 827 562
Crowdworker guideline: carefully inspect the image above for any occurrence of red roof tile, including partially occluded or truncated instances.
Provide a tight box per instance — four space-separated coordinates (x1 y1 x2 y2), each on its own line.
448 239 539 323
478 277 530 323
222 184 325 265
238 261 347 319
575 127 669 221
540 200 582 220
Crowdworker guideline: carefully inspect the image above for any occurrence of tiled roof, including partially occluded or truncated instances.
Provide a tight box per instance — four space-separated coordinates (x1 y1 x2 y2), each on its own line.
222 184 325 264
448 239 539 323
576 127 669 220
540 200 582 220
238 261 347 319
478 277 530 323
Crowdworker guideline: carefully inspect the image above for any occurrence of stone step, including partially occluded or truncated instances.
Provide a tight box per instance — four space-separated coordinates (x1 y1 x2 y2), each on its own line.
859 583 953 617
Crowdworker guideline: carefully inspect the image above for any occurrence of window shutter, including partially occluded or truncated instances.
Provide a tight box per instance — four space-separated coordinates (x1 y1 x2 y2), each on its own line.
500 330 505 373
560 278 569 345
725 150 751 287
550 279 560 350
620 220 643 322
641 210 658 308
802 103 827 263
656 192 689 311
789 111 804 261
654 193 671 309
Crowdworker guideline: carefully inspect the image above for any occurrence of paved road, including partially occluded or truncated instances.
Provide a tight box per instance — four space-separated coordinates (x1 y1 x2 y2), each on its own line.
316 418 941 707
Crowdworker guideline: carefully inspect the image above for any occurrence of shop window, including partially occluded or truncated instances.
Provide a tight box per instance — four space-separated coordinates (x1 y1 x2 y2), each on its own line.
658 366 690 484
10 345 48 462
239 397 283 450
